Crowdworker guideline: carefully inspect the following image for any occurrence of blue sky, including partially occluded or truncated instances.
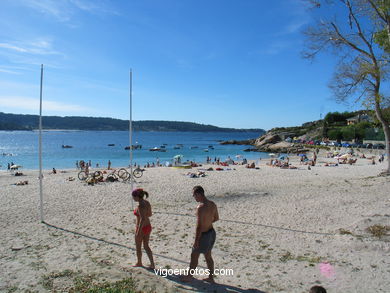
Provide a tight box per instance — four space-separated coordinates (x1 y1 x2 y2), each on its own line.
0 0 362 130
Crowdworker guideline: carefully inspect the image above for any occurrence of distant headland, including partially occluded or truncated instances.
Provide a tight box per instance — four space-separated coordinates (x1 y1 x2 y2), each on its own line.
0 112 265 133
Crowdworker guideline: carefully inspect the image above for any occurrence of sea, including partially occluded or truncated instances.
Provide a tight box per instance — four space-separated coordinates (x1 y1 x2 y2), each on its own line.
0 130 270 170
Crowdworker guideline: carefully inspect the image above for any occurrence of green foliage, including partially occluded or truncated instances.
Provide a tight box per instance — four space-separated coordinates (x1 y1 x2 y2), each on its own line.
341 127 355 141
374 29 390 53
324 111 356 124
72 277 137 293
327 128 343 140
373 0 390 53
365 128 386 140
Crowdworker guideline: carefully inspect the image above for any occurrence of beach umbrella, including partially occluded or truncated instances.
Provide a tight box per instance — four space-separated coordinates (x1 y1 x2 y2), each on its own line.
278 155 288 160
235 155 242 158
299 154 306 157
173 154 183 159
268 153 276 157
10 165 22 169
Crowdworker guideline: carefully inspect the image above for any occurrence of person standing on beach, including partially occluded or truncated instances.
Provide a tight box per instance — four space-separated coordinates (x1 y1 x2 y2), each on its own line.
182 185 219 283
132 188 155 269
108 160 111 170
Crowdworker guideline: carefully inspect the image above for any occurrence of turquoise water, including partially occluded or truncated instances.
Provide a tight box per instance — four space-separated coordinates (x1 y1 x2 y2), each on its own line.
0 130 268 170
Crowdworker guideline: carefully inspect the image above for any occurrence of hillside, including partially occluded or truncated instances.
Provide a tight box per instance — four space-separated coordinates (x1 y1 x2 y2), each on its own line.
252 110 387 152
220 110 387 152
0 112 265 133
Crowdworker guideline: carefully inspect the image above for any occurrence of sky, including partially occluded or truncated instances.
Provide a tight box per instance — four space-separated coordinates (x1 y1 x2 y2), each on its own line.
0 0 364 130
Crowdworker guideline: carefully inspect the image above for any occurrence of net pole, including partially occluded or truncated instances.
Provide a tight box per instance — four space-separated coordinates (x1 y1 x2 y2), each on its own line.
129 69 134 210
39 64 44 222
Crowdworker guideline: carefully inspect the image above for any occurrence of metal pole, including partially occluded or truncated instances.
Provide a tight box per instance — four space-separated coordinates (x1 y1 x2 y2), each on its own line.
39 64 44 222
129 69 134 210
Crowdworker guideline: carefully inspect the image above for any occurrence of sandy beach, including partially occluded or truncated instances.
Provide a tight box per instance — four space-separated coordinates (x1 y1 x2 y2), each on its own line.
1 149 389 292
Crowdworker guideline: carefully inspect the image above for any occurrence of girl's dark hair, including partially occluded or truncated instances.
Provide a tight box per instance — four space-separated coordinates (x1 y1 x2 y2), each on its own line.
132 188 149 199
309 286 327 293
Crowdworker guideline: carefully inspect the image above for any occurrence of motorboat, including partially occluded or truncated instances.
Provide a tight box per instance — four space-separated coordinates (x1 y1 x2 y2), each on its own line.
149 147 161 151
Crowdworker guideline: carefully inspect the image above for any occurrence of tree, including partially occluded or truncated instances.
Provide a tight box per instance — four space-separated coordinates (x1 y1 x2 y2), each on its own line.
303 0 390 174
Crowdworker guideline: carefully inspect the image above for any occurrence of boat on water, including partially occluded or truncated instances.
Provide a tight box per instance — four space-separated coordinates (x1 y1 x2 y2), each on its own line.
62 145 73 148
204 149 209 152
108 144 115 146
125 145 142 150
149 147 161 151
190 146 198 149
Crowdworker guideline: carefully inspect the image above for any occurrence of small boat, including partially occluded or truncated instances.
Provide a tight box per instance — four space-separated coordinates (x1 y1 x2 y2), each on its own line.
190 146 198 149
208 145 214 149
108 144 115 146
125 145 142 150
160 145 166 149
204 149 209 152
62 145 73 148
149 147 161 151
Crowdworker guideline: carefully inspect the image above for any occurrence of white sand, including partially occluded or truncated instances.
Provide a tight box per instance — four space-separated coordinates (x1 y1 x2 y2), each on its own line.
0 151 389 292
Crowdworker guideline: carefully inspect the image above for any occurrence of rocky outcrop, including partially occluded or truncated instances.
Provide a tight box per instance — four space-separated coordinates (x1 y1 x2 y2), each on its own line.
220 139 256 145
254 133 282 147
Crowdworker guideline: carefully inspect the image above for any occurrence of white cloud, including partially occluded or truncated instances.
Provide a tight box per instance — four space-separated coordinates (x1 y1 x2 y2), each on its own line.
284 18 309 34
24 0 71 22
0 43 27 53
0 96 89 113
260 40 295 55
0 39 61 56
21 0 118 22
0 68 21 75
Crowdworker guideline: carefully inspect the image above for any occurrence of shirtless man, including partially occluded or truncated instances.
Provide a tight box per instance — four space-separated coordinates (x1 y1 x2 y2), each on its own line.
182 185 219 283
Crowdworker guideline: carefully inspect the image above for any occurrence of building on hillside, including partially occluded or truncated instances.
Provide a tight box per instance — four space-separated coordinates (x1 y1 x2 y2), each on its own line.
346 114 372 125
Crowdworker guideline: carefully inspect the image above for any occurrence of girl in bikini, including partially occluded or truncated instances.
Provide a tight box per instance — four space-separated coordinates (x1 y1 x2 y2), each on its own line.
132 188 155 269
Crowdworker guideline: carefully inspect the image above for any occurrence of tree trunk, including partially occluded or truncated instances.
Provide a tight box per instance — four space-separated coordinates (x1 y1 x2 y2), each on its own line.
381 121 390 174
374 103 390 174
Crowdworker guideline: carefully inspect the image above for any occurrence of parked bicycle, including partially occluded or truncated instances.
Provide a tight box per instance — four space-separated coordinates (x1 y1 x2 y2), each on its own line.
78 167 143 183
78 170 104 185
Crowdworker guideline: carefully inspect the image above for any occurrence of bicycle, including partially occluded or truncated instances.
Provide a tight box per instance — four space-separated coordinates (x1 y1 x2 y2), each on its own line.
112 167 144 181
132 166 144 178
78 170 104 185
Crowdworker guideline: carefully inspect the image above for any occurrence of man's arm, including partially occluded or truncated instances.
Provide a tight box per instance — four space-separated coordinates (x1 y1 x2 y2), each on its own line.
213 204 219 222
194 206 202 248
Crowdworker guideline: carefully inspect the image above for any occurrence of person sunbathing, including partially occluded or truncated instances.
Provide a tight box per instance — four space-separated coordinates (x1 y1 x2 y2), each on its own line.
14 180 28 186
246 162 255 168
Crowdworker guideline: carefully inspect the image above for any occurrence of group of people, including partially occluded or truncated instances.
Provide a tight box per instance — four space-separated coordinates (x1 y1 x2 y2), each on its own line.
131 185 219 283
131 186 328 291
75 160 102 171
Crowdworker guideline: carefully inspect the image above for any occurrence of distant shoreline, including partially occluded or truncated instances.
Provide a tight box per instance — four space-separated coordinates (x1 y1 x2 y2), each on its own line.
0 112 266 133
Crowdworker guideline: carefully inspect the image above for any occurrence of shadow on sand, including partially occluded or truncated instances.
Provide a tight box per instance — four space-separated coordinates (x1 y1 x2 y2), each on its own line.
43 222 266 292
164 274 266 293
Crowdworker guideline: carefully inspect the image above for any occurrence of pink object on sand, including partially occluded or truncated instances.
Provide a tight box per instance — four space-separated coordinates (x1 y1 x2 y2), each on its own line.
319 262 335 279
